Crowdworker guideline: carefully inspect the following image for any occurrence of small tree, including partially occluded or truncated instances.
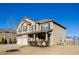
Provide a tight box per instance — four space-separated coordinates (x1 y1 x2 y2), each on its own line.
13 38 16 44
2 37 5 44
4 39 7 44
45 40 49 46
0 41 2 44
9 38 12 44
0 38 2 44
78 37 79 40
73 36 76 45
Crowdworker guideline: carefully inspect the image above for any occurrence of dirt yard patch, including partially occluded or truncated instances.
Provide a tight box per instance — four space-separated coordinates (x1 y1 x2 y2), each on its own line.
0 44 79 55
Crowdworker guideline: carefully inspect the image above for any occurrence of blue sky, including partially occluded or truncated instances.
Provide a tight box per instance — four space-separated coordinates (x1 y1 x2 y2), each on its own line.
0 3 79 37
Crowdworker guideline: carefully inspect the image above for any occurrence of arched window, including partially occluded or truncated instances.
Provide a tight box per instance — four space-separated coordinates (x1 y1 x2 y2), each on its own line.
18 22 31 32
18 27 22 32
23 22 31 32
23 26 27 32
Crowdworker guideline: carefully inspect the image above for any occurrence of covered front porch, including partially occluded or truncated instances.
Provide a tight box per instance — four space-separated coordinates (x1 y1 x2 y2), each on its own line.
28 32 51 47
17 30 52 46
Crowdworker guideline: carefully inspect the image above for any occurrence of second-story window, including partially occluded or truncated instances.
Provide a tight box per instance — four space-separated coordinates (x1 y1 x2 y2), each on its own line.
23 26 27 32
18 27 22 32
32 25 36 31
42 23 49 30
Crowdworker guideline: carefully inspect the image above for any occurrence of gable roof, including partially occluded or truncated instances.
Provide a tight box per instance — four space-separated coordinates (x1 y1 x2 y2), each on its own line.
17 16 39 28
52 20 66 29
39 19 66 29
24 16 38 23
17 16 66 29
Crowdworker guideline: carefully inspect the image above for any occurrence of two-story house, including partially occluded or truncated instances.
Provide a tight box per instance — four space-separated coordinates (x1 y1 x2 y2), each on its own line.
16 16 66 46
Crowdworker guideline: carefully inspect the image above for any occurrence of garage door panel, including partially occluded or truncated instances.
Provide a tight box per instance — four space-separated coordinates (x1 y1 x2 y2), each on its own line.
17 39 22 45
22 38 28 45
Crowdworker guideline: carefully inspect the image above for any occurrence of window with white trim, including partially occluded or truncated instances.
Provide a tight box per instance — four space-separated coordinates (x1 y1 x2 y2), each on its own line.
23 26 27 32
18 27 22 32
42 23 49 30
32 25 36 31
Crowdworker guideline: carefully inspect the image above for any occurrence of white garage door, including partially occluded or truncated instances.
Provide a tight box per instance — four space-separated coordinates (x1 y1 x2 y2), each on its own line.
17 38 22 45
17 38 28 45
22 38 28 45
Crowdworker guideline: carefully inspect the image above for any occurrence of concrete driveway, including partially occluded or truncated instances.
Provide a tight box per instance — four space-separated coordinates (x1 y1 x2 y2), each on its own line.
0 44 79 55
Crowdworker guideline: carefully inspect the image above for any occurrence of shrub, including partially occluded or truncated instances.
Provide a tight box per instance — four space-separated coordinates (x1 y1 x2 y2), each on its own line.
45 40 49 46
14 38 17 44
0 41 2 44
2 37 5 44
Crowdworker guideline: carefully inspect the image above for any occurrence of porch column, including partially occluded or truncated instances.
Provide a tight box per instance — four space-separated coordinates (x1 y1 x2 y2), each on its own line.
36 35 38 41
27 25 30 32
30 37 32 41
46 32 48 41
34 34 36 41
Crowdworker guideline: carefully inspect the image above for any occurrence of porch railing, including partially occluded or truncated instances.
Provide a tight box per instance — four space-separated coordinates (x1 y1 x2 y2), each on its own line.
29 41 49 47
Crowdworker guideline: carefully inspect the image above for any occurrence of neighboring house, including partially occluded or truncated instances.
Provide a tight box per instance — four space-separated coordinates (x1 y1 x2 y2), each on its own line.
0 29 16 44
66 36 79 45
16 16 66 46
66 36 73 44
66 36 74 40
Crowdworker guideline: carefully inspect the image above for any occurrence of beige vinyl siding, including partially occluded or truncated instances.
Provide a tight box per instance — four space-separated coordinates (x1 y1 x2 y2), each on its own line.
0 33 3 42
53 23 66 45
49 22 54 45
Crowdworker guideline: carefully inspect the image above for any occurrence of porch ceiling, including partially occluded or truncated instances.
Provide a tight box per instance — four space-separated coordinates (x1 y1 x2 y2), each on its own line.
17 29 52 36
